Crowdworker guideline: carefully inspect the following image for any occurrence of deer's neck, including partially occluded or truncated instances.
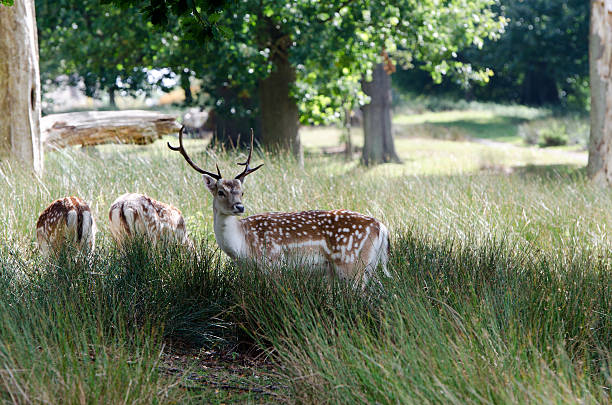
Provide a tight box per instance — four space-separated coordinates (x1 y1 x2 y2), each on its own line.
213 209 247 259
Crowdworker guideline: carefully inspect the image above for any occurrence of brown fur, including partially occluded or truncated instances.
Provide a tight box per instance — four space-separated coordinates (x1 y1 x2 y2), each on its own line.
108 193 191 247
242 209 385 281
36 196 96 256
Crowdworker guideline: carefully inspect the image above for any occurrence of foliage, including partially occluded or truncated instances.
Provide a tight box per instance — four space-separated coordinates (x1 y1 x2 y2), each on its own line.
534 122 568 147
107 0 231 42
106 0 505 128
35 0 506 144
473 0 589 106
36 0 170 103
537 125 568 147
394 0 589 109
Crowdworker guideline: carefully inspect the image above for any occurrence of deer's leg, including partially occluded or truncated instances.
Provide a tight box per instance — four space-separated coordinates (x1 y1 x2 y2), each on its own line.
331 260 361 288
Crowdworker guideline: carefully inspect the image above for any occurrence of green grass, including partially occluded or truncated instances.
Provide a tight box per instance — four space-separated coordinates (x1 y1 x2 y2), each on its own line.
0 128 610 403
393 107 542 143
304 104 586 149
391 104 581 145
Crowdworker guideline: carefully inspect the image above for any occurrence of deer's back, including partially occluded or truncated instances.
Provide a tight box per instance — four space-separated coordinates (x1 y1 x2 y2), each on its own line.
241 209 384 266
36 196 96 255
108 193 188 245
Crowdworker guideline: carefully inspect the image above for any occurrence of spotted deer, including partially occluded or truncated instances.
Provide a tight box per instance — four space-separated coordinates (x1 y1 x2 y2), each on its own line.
108 193 192 248
36 196 97 256
168 128 390 287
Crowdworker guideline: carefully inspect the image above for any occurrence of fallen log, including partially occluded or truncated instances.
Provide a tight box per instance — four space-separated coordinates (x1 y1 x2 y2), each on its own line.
41 110 180 149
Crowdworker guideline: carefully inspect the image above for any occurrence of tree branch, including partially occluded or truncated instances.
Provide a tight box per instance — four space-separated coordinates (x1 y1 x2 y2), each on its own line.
190 4 208 30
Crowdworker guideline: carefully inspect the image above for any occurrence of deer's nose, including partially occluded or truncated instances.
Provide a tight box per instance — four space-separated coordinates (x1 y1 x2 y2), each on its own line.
233 203 245 213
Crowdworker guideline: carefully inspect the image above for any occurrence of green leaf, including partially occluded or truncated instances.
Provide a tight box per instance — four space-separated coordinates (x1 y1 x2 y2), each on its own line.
217 24 234 39
208 12 221 24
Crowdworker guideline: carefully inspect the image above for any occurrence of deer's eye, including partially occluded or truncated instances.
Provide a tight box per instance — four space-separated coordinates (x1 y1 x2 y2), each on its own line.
217 190 225 197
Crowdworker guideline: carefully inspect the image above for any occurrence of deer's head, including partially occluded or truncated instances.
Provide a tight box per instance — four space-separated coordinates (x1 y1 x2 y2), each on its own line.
168 127 263 216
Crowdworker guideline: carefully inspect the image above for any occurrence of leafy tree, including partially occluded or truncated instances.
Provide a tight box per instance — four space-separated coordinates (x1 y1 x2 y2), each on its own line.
475 0 588 106
355 1 504 164
37 0 169 106
118 0 504 162
395 0 589 108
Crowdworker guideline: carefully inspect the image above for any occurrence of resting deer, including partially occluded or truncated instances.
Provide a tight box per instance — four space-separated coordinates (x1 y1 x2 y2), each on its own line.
108 193 192 248
168 128 390 287
36 196 97 256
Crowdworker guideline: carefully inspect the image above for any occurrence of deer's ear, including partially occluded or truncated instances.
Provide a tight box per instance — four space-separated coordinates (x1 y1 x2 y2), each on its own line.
202 174 218 194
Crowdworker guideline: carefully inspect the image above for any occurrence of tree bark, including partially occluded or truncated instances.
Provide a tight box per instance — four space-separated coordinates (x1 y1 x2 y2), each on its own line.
108 86 116 107
0 0 43 175
206 85 260 149
180 74 193 105
587 0 612 183
344 105 353 161
361 63 400 166
259 57 301 163
521 68 559 105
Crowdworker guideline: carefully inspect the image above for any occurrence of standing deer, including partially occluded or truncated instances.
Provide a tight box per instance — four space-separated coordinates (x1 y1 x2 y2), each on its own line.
168 128 390 287
36 196 97 256
108 193 192 248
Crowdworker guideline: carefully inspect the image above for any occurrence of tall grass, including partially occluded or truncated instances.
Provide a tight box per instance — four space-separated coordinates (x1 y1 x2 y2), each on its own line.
235 233 611 402
0 137 610 402
0 240 240 403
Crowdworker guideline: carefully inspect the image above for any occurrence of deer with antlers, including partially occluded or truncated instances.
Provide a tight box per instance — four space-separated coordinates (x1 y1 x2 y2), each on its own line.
168 127 390 287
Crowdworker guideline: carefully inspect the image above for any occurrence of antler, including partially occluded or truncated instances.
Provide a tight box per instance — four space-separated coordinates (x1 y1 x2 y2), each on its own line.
168 126 222 180
235 129 263 182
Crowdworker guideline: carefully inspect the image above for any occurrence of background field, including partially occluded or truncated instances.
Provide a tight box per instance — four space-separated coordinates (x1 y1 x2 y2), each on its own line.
0 105 610 403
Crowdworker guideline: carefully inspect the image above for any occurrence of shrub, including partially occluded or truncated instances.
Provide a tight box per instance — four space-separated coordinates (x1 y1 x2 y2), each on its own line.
538 123 569 147
520 117 588 148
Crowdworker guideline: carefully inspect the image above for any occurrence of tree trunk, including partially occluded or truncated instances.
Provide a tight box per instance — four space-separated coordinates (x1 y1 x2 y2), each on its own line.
206 85 260 149
0 0 43 175
587 0 612 183
521 68 559 105
209 112 260 149
259 57 301 163
108 87 116 107
361 63 400 166
344 106 353 161
180 74 193 105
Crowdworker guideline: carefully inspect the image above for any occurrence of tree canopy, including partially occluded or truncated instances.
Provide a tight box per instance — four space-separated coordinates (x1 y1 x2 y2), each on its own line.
37 0 505 153
395 0 589 108
37 0 169 104
119 0 505 124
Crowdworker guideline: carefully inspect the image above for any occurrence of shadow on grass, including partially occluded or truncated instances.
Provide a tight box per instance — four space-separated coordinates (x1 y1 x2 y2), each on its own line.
435 115 528 141
511 163 586 180
395 115 529 143
0 226 609 403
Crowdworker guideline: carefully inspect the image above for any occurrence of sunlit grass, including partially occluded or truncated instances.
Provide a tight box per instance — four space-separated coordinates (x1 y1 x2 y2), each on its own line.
0 135 593 253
